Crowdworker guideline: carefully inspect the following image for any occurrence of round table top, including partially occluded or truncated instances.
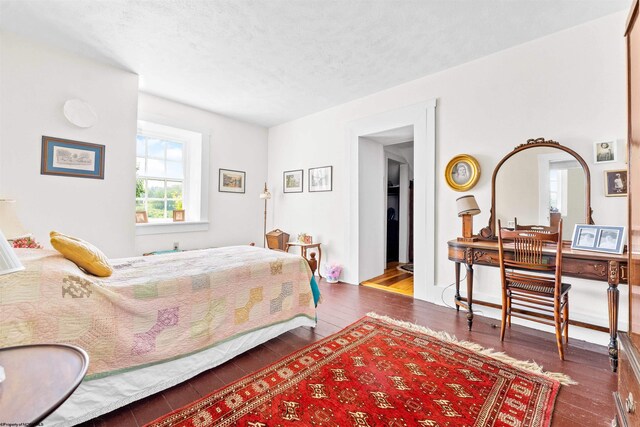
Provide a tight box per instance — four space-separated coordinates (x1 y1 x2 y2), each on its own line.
0 344 89 426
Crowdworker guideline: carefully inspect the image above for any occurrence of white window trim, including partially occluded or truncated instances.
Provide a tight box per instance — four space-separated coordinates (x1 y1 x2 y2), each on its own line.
135 115 210 236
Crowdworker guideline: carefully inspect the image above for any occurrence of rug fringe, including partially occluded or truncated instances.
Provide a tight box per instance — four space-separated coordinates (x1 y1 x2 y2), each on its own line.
365 312 578 386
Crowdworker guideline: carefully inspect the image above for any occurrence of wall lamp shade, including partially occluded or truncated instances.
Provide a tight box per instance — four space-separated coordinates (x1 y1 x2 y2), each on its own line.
456 195 480 242
0 230 24 275
456 195 481 217
0 199 29 240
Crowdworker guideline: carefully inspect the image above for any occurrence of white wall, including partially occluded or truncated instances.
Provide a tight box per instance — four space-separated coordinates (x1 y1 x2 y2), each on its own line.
135 93 268 254
0 33 269 258
358 137 385 281
0 32 139 257
267 12 628 341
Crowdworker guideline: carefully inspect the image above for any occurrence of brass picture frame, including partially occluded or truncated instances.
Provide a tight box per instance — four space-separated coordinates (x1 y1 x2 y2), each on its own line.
445 154 480 191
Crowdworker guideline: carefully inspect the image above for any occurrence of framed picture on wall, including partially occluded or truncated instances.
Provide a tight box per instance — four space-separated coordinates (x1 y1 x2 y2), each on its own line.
283 169 303 193
309 166 333 192
219 168 246 193
604 169 627 197
594 141 617 163
41 136 105 179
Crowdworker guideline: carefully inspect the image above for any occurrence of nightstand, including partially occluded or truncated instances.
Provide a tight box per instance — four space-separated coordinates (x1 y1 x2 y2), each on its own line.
285 242 322 278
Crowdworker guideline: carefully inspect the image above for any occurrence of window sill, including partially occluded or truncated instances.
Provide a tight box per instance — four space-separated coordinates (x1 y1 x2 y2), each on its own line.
135 221 209 236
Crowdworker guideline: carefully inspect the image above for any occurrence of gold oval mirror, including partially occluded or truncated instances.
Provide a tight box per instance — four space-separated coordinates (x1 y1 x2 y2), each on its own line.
480 138 593 241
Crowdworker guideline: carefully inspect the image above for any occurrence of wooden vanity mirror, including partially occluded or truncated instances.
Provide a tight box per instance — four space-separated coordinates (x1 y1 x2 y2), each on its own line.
480 138 594 241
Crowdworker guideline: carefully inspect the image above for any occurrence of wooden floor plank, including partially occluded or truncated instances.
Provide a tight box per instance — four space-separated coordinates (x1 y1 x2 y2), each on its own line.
76 279 616 427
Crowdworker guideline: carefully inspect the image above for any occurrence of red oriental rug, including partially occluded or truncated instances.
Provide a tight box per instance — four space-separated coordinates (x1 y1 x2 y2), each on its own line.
146 313 575 427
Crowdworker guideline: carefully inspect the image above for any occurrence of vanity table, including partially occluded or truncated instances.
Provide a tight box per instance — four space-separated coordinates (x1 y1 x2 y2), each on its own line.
448 239 627 371
448 138 628 372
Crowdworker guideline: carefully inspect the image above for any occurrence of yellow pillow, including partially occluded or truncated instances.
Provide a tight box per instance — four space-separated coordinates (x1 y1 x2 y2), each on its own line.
50 231 113 277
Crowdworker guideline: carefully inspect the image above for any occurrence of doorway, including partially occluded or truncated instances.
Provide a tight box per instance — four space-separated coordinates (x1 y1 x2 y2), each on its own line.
346 99 436 303
358 127 415 296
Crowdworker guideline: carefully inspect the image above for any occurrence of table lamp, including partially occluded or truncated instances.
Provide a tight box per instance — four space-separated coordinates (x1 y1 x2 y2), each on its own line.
259 183 272 248
0 199 29 240
456 195 481 242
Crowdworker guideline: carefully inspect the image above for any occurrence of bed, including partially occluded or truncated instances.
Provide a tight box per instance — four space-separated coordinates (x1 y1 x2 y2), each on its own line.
0 245 319 426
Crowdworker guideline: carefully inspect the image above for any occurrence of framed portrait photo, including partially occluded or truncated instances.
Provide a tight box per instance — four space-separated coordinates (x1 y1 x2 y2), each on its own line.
283 169 303 193
445 154 480 191
594 140 617 164
309 166 333 192
604 169 627 197
219 168 246 193
571 224 625 254
135 211 148 224
41 136 105 179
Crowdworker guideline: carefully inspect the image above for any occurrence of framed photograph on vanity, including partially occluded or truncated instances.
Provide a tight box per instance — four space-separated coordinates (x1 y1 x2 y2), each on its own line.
283 169 303 193
571 224 626 254
594 141 617 163
219 169 246 193
604 169 628 197
308 166 333 192
41 136 105 179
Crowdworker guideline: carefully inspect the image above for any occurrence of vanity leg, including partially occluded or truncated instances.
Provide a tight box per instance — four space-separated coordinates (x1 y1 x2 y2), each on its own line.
454 262 461 312
317 245 323 279
465 264 474 330
607 260 620 372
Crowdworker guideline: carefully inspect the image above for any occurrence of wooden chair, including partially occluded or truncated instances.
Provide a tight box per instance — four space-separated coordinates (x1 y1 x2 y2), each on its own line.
497 219 571 360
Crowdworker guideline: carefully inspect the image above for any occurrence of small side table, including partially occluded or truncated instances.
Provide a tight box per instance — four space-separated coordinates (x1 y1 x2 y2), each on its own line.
286 242 322 278
0 344 89 426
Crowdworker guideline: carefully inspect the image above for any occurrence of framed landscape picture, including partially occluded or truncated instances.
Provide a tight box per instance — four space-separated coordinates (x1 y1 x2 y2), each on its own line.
41 136 105 179
309 166 333 192
604 169 627 197
219 168 246 193
283 169 303 193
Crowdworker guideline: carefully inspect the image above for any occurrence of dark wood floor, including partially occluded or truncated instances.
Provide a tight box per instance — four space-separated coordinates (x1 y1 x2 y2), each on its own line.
79 279 615 427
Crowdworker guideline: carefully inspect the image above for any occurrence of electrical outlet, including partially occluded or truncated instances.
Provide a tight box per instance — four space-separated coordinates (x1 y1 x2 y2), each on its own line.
173 242 179 250
507 220 515 229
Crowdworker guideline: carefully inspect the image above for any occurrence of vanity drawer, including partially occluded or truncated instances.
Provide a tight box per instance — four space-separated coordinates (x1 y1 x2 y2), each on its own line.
562 259 609 281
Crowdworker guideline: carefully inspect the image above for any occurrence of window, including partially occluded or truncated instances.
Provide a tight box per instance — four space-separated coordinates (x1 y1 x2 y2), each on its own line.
135 120 207 227
136 134 184 220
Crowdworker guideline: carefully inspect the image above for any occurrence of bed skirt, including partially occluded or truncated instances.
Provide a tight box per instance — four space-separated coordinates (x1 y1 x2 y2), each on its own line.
44 315 317 426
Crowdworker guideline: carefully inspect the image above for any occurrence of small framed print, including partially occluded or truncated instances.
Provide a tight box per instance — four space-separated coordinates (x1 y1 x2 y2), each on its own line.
444 154 480 192
283 169 303 193
571 224 625 254
41 136 105 179
173 209 185 222
594 141 617 164
219 168 246 193
135 211 148 224
605 169 627 197
309 166 333 192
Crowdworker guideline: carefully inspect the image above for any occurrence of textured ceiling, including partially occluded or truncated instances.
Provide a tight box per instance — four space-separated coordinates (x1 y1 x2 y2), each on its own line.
0 0 630 127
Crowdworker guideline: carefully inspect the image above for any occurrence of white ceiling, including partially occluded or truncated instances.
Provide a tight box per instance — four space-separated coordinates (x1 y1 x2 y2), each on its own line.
0 0 629 127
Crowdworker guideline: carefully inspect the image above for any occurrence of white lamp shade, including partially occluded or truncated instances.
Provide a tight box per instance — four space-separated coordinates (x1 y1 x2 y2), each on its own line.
0 200 29 240
456 195 481 216
0 230 24 275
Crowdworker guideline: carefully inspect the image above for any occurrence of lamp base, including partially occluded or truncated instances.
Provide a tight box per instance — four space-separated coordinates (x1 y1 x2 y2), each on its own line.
457 236 479 243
